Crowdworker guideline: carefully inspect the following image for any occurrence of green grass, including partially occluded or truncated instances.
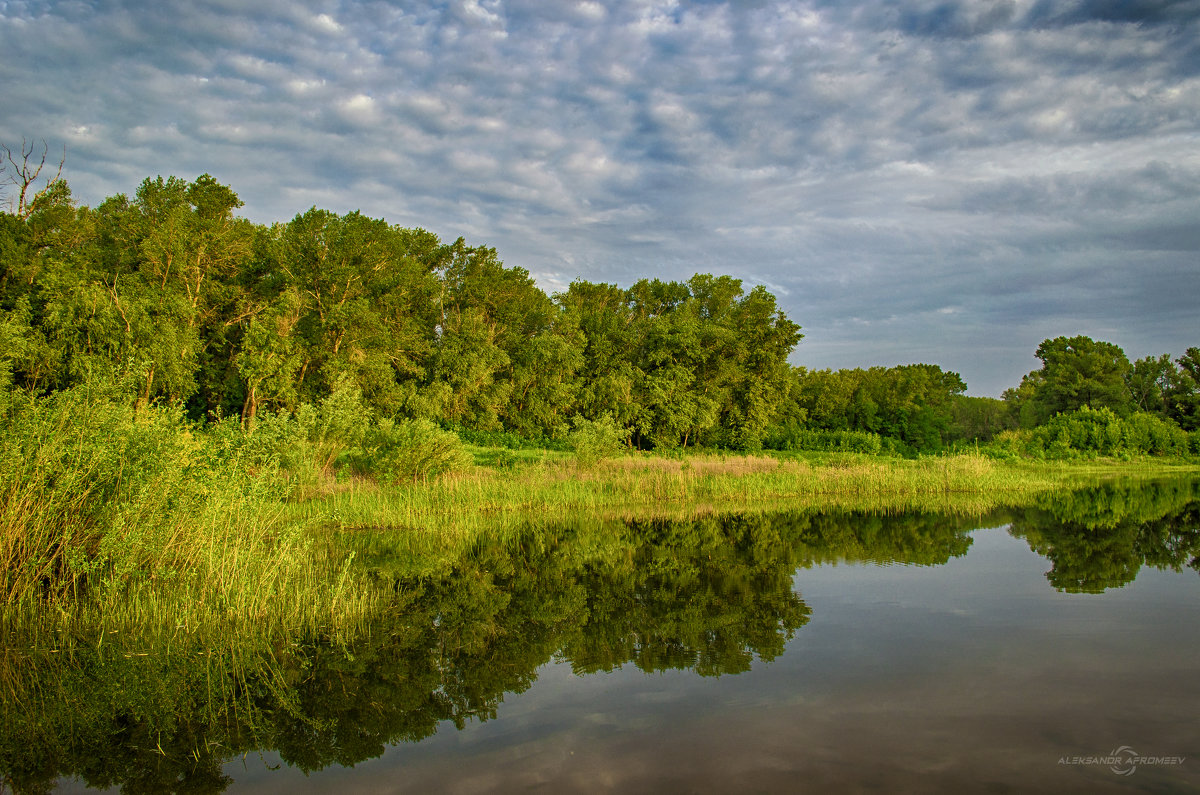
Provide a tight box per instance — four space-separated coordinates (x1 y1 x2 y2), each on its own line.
3 399 1197 643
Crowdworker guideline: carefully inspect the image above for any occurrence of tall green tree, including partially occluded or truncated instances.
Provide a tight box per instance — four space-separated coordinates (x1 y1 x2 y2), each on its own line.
1166 348 1200 431
1126 353 1174 416
1025 335 1132 422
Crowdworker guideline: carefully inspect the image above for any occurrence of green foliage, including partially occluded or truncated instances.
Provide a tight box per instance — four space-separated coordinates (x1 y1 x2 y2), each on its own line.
348 419 472 484
559 275 802 450
1166 347 1200 431
947 394 1015 443
0 381 308 605
1007 336 1133 426
763 424 891 455
569 413 631 467
298 377 372 469
789 363 966 451
450 424 570 452
988 406 1191 460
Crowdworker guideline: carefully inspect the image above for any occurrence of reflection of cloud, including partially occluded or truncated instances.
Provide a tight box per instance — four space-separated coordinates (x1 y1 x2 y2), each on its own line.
2 0 1198 395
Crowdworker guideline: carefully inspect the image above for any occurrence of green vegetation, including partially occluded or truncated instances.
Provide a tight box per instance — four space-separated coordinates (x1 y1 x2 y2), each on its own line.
2 162 1199 642
990 406 1197 460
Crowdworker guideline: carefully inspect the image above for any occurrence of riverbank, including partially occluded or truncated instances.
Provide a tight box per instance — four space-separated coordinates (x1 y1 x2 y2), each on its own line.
3 445 1198 640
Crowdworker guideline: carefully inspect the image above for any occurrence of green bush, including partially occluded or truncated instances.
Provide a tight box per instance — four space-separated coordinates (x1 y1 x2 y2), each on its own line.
569 414 631 467
1017 406 1191 459
763 425 887 455
980 429 1037 460
297 378 372 470
450 424 569 451
349 418 472 484
202 409 306 476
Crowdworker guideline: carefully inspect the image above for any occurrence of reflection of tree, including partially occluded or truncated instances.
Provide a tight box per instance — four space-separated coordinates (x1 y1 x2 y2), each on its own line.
563 514 813 676
1009 479 1200 593
0 506 987 792
0 645 245 795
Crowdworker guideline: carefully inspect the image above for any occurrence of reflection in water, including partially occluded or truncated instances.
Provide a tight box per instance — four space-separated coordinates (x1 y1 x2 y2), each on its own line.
1009 478 1200 592
1 482 1197 793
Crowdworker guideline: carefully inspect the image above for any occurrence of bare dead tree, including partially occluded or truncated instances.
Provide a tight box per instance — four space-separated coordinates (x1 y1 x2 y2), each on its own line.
1 138 66 218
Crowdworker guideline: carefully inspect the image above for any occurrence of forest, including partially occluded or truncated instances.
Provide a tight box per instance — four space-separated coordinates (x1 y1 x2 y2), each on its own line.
1 167 1198 458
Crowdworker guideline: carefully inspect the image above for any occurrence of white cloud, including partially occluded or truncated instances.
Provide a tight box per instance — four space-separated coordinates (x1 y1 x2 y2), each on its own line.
310 12 342 34
1 0 1197 396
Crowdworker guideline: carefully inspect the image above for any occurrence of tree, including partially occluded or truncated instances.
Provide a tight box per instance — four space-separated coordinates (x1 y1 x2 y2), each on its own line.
1166 347 1200 431
558 280 640 433
237 288 302 427
1 138 65 219
791 364 965 451
1126 354 1174 416
1027 335 1132 421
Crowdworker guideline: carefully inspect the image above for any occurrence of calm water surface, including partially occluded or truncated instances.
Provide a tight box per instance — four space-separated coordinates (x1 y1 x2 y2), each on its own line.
16 480 1200 793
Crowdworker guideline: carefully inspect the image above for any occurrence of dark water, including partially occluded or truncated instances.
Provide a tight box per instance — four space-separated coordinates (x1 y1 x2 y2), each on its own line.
8 479 1200 793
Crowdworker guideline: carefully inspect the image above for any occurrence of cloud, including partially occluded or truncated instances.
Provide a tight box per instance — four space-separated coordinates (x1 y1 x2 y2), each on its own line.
2 0 1198 395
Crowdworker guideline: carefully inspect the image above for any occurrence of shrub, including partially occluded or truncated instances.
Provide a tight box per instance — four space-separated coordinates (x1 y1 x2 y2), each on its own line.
0 386 223 600
350 419 472 484
763 424 887 455
450 424 569 451
569 414 631 467
297 378 372 471
1025 407 1190 459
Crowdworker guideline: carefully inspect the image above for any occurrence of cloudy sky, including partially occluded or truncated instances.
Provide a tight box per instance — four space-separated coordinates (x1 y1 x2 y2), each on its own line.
3 0 1198 395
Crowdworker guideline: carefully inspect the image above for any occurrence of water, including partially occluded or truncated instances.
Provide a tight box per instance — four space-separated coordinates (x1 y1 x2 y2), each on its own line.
12 480 1200 793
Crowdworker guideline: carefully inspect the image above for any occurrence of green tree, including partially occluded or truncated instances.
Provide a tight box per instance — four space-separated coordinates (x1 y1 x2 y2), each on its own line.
1126 353 1174 416
558 280 640 433
1166 348 1200 431
1027 335 1132 421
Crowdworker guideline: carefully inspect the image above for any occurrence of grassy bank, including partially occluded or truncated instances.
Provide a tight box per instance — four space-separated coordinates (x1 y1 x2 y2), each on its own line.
2 388 1197 640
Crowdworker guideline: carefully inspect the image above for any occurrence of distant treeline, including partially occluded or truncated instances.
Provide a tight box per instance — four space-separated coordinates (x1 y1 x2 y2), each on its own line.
1 171 1197 453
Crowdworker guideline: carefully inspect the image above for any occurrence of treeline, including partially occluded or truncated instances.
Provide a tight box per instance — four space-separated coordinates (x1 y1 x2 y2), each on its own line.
1 173 801 449
775 364 987 454
2 170 1197 456
1004 335 1200 431
991 335 1200 459
783 336 1200 458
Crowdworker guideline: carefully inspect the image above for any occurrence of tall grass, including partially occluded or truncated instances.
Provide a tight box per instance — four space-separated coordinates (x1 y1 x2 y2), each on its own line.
288 450 1069 550
0 385 382 637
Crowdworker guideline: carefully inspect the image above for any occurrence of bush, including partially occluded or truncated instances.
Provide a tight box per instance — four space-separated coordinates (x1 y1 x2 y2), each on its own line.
763 424 888 455
1019 407 1190 459
349 419 472 484
297 378 372 471
569 414 631 467
448 424 570 452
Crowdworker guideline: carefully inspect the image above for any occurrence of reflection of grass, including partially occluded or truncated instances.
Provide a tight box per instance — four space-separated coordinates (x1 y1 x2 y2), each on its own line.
3 471 1199 792
0 618 300 794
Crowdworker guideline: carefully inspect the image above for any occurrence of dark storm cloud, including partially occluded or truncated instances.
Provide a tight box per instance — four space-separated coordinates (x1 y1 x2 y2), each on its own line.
2 0 1198 394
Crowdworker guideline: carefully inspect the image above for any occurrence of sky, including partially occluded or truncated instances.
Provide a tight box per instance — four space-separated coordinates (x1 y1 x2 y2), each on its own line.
2 0 1199 396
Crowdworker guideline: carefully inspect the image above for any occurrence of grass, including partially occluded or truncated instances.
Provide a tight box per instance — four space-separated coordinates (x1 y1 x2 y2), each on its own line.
3 393 1197 644
284 449 1190 568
